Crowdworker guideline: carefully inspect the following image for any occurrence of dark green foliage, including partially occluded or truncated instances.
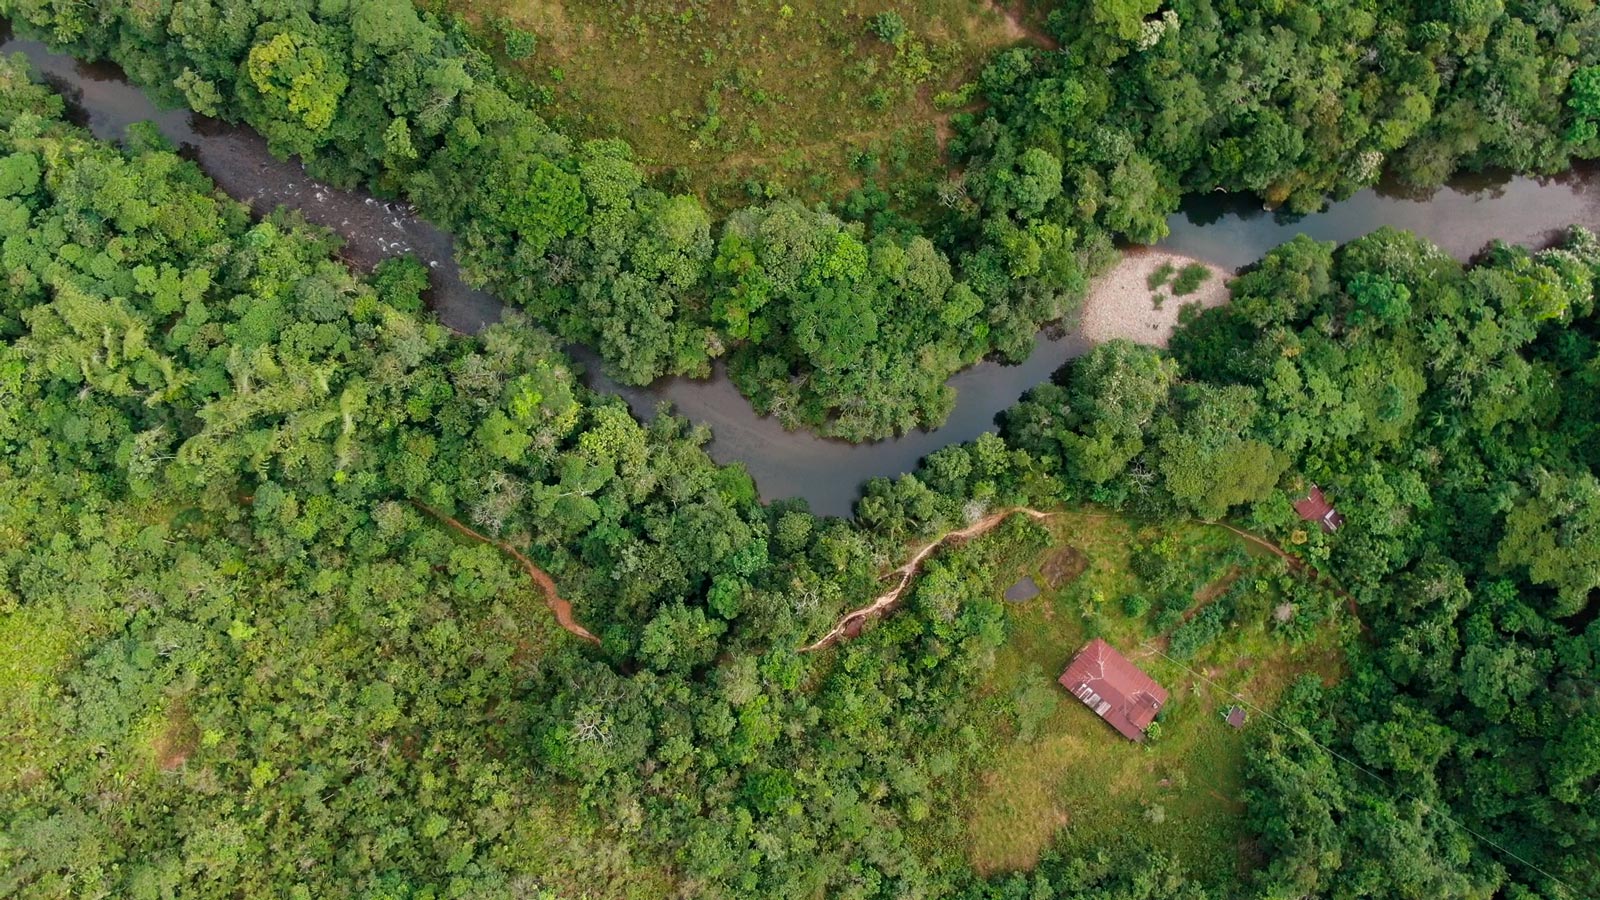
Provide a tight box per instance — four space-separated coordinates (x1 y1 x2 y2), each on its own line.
1170 262 1209 296
1003 225 1600 896
1168 595 1230 658
0 59 1080 897
2 7 1600 898
15 0 1594 444
1147 259 1176 290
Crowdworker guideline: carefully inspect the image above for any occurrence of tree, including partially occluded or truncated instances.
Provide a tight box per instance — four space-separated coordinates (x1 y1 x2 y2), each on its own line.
243 29 349 154
1155 383 1286 520
1057 340 1177 484
1498 470 1600 617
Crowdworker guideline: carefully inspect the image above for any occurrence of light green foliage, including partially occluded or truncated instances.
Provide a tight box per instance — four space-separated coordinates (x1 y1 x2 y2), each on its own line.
0 150 39 197
1567 65 1600 142
3 6 1600 899
245 30 348 150
19 0 1598 445
1498 470 1600 616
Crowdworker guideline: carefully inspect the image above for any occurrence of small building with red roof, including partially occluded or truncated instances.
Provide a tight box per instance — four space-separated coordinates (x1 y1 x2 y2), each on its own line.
1058 638 1169 741
1293 485 1344 533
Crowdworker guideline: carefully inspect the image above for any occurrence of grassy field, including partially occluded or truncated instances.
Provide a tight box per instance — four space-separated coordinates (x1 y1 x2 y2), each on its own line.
437 0 1049 209
962 512 1349 878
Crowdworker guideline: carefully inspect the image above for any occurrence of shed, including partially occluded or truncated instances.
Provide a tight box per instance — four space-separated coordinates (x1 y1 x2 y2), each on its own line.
1059 638 1169 741
1293 485 1344 533
1224 706 1247 729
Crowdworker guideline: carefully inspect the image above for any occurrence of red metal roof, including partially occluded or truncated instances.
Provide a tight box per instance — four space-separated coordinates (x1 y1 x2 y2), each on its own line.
1058 638 1169 741
1293 486 1344 532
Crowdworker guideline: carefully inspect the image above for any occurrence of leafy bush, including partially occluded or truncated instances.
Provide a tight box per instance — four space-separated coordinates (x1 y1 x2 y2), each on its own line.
1168 599 1231 658
1147 260 1177 290
1153 608 1185 633
502 26 537 61
1123 593 1152 617
869 11 907 43
1172 263 1211 296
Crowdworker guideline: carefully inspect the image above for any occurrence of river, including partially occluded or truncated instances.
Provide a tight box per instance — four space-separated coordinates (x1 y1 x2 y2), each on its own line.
7 29 1600 517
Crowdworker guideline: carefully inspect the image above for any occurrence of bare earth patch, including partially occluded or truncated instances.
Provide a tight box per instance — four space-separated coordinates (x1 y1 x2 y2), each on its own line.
1040 545 1088 588
1079 249 1232 348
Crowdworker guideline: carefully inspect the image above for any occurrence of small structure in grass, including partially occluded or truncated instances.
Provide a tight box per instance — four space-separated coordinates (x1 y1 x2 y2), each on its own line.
1293 485 1345 533
1058 638 1169 742
1003 576 1041 603
1224 706 1247 729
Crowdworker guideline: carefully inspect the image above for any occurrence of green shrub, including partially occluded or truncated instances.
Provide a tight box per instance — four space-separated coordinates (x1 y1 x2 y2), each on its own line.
1172 263 1211 296
503 27 537 61
1153 608 1185 633
1147 260 1176 290
869 11 907 43
1168 600 1230 658
1123 594 1152 617
933 82 977 110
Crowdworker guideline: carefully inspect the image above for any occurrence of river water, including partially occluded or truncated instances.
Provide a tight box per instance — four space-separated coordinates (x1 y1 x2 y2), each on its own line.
7 30 1600 516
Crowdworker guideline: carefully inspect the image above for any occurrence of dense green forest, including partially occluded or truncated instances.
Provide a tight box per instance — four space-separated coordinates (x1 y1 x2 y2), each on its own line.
3 29 1599 897
3 0 1598 438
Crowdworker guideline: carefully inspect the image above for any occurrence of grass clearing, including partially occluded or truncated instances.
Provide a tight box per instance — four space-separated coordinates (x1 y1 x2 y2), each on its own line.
964 512 1348 878
440 0 1048 208
0 603 86 787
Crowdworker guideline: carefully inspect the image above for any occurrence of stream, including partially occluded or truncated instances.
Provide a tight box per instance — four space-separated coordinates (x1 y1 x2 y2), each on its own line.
8 29 1600 517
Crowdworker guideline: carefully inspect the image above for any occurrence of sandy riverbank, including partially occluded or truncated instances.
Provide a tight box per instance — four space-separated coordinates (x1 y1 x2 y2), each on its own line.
1078 249 1232 348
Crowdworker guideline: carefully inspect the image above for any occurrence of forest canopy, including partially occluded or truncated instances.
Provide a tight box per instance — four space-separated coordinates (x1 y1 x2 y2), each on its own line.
4 0 1599 438
1 39 1597 898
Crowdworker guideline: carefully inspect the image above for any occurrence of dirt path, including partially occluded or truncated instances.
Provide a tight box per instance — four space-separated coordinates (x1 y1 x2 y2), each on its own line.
411 500 601 645
988 0 1059 49
1215 523 1361 621
801 507 1056 653
802 511 1356 653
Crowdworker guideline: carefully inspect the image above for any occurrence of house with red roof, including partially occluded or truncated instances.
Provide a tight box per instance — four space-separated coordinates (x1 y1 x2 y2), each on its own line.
1293 485 1344 533
1058 638 1169 741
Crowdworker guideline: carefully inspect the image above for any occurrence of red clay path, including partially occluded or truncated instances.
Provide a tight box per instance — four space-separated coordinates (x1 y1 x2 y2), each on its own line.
411 500 600 645
802 511 1356 653
801 507 1056 652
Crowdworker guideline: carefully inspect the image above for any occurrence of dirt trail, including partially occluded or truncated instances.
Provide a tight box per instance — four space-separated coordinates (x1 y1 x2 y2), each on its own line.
802 512 1356 653
988 0 1059 49
1215 523 1361 621
801 507 1056 652
411 500 601 645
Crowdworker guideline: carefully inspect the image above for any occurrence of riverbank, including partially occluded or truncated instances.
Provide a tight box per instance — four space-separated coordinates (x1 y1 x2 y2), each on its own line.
8 27 1595 518
1078 250 1232 348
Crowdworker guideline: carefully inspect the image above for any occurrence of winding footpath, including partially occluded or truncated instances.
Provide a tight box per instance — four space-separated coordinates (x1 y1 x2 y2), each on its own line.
410 500 602 645
801 510 1357 653
1216 523 1361 621
801 507 1057 653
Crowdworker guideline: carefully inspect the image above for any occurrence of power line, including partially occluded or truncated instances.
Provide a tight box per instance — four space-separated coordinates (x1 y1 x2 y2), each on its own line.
1137 640 1580 898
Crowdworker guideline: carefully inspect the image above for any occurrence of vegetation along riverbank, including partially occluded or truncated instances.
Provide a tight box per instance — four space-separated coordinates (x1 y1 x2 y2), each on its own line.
8 0 1600 440
2 1 1600 898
